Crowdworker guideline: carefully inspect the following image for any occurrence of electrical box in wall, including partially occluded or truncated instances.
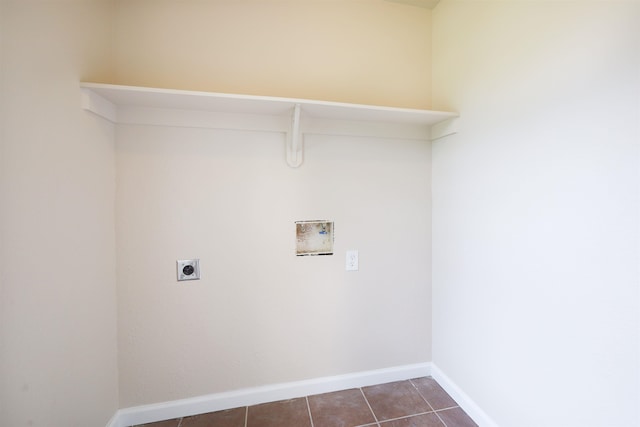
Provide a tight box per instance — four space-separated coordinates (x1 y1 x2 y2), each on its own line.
177 259 200 281
295 221 334 256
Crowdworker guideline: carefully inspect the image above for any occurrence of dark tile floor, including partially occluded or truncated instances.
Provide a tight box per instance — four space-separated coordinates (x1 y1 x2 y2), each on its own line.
134 377 477 427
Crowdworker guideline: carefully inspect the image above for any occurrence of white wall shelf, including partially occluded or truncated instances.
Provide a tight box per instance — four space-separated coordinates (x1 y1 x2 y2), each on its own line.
80 82 458 167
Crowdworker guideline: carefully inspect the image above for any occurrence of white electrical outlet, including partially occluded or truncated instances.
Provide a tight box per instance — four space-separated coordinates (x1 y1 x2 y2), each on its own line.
177 259 200 281
346 250 358 271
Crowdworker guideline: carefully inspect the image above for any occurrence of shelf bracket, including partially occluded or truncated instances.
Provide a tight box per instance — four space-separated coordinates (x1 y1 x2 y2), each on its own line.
286 104 303 168
81 88 117 122
430 117 459 141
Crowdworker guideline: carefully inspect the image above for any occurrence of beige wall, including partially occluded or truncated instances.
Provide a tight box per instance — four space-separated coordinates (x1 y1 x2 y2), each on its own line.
116 126 433 407
113 0 432 109
112 0 435 407
432 1 640 426
1 0 434 419
5 1 637 424
0 1 119 426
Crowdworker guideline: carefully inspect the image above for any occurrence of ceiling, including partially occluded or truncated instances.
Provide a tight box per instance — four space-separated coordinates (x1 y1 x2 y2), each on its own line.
384 0 441 9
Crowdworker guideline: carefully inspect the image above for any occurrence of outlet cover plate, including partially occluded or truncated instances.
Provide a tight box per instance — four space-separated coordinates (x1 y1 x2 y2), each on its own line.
346 250 358 271
177 259 200 281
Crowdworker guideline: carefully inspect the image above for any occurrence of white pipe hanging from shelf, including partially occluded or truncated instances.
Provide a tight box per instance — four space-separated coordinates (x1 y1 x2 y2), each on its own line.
286 103 303 168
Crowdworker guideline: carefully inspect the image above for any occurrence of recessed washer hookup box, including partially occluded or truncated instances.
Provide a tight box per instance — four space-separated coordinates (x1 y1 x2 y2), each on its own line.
295 220 334 256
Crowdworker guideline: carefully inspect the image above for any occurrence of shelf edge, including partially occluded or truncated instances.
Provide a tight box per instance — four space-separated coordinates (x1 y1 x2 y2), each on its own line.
79 82 458 126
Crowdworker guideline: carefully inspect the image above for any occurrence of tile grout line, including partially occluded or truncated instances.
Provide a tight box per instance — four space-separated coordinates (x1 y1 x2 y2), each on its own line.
409 378 449 427
433 408 450 426
354 406 460 427
374 411 436 424
409 378 438 412
305 396 315 427
358 387 381 427
434 406 460 412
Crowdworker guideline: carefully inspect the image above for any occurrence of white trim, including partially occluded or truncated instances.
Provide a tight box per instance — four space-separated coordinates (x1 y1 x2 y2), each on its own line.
104 411 122 427
429 117 459 141
431 364 499 427
116 105 287 133
80 83 455 142
108 106 432 141
81 88 117 122
79 83 458 127
108 362 431 427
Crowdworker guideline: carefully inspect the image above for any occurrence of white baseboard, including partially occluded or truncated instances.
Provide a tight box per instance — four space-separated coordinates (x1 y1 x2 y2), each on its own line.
108 362 431 427
105 412 120 427
431 364 499 427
